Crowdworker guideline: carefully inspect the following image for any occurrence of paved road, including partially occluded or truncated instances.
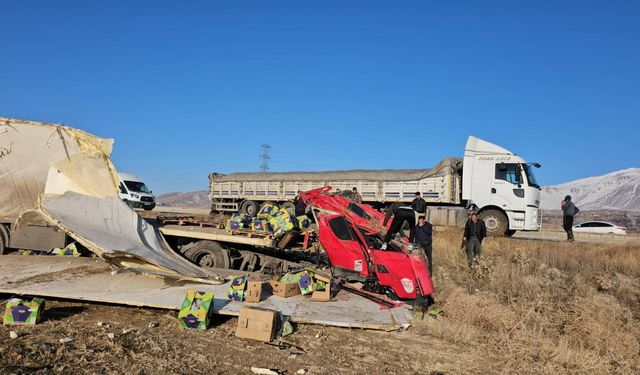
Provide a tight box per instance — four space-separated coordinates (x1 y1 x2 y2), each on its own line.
513 230 638 245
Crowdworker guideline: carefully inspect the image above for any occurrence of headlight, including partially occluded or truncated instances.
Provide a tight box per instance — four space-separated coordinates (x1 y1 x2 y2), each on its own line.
131 194 140 199
401 278 414 293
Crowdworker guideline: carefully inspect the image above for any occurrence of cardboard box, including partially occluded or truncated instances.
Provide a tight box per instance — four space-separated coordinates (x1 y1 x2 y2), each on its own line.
235 306 278 342
3 298 45 325
297 270 315 295
311 272 333 302
227 275 248 302
245 275 264 303
177 291 214 330
269 277 301 298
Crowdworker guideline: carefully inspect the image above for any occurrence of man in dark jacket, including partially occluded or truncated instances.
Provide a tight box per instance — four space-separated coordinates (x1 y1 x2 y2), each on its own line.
411 191 427 223
463 212 487 267
381 202 415 250
414 216 433 275
561 195 580 242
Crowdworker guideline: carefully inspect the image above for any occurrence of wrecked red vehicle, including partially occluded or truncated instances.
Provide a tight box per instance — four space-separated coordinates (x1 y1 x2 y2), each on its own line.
162 187 434 302
301 187 434 301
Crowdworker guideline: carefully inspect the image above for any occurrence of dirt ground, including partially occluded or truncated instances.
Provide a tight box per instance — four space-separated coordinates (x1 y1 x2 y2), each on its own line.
0 299 495 375
1 229 639 374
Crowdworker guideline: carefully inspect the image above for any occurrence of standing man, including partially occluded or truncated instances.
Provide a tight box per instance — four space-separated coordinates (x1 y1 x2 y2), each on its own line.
350 187 363 203
561 195 580 242
381 202 416 250
463 212 487 268
411 191 427 223
414 216 433 275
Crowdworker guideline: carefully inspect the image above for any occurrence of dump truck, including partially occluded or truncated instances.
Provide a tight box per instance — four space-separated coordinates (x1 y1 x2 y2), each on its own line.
209 136 542 236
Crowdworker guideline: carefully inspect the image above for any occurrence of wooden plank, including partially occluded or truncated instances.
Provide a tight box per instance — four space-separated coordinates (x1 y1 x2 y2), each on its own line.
160 225 276 247
0 256 411 331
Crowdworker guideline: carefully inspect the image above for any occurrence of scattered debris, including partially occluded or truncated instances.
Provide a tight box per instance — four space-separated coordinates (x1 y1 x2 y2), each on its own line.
250 367 282 375
148 322 158 328
9 331 18 339
296 369 307 375
59 337 73 344
107 333 115 340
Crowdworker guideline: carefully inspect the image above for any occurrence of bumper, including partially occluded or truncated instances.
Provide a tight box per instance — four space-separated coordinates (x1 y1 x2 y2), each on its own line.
523 206 541 231
127 201 156 210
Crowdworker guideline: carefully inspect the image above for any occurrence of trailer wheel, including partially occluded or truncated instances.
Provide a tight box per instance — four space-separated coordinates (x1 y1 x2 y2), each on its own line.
479 209 508 236
0 224 9 255
281 202 295 216
241 200 259 217
182 241 231 269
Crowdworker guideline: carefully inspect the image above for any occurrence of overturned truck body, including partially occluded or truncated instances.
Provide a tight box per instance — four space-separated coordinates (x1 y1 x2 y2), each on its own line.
0 117 218 281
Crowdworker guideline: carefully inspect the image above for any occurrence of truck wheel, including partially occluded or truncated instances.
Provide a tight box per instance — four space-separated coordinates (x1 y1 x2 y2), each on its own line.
241 200 259 217
281 202 295 216
0 224 9 255
479 209 508 236
182 241 231 269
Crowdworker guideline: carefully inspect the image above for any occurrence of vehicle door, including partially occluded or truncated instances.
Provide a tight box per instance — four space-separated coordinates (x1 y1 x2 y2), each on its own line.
492 162 525 210
118 182 129 200
317 214 370 277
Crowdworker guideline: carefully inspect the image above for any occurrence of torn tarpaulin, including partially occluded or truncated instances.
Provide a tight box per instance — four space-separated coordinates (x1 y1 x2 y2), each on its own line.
0 117 218 281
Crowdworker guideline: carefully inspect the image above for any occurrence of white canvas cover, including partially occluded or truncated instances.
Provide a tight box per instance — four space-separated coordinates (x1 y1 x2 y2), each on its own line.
0 117 213 280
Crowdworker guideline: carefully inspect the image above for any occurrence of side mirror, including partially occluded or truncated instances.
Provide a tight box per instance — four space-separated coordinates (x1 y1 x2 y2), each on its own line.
533 162 541 168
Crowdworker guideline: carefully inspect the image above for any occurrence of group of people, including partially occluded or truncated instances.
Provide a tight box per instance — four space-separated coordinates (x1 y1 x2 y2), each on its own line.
301 187 581 274
380 191 487 271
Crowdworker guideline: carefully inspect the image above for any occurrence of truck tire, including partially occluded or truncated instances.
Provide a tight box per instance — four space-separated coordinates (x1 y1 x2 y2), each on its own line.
181 241 231 269
479 209 508 236
241 200 259 217
281 202 295 216
0 224 9 255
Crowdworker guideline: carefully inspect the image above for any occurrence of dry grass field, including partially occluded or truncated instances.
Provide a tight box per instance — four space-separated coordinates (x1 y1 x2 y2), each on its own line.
421 229 640 373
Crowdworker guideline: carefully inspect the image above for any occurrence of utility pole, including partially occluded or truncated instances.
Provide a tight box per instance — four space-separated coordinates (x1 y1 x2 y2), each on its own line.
260 144 271 172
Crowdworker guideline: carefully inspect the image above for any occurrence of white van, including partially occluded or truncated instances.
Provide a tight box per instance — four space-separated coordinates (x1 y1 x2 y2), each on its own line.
118 172 156 210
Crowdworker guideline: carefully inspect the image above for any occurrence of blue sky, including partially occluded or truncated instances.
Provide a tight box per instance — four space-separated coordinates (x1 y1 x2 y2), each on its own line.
2 1 638 194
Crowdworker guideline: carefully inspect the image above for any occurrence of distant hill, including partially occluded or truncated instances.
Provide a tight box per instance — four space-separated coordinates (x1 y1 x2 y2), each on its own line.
156 191 210 207
541 168 640 211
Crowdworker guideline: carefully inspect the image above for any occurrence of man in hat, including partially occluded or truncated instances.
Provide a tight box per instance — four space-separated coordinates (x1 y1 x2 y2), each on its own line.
561 195 580 242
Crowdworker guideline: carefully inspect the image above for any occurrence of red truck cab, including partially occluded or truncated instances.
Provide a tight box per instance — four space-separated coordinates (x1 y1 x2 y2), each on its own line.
302 187 434 301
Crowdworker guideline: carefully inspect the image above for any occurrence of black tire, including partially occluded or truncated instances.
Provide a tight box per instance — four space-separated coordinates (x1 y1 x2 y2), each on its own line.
505 229 516 237
181 241 231 269
281 201 295 216
0 224 9 255
479 209 509 236
241 200 259 217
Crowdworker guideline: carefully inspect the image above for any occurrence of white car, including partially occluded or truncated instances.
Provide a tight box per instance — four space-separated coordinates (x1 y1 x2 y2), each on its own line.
573 221 627 235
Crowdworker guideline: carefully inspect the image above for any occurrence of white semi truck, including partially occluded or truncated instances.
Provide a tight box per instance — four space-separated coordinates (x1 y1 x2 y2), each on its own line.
209 136 542 235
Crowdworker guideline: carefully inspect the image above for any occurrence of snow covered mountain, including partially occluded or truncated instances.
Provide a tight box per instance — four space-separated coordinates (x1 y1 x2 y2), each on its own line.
541 168 640 211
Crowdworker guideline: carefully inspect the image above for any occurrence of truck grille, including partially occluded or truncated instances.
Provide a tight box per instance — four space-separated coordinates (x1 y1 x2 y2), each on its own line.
141 196 154 202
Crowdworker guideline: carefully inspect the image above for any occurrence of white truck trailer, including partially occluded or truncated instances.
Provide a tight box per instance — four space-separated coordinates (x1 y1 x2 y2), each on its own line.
209 136 542 236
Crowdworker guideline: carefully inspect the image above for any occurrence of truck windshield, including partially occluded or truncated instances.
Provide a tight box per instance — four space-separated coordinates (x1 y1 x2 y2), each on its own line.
522 164 540 188
124 181 151 194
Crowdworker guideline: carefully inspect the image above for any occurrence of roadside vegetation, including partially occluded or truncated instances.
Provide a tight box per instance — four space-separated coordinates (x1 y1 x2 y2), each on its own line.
420 229 640 373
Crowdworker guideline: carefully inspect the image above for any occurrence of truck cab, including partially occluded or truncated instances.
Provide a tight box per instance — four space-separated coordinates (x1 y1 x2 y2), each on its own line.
462 137 541 235
118 173 156 211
